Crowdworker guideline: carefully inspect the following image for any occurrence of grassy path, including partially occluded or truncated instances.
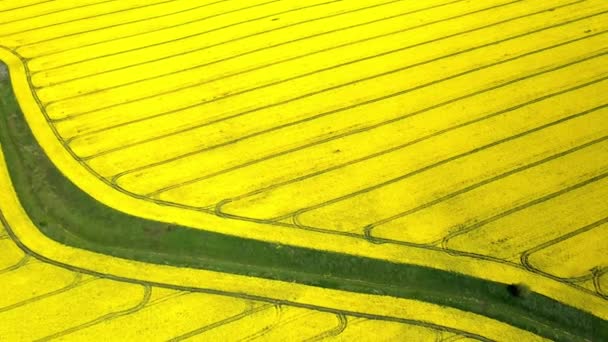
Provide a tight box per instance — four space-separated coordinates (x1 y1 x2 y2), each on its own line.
0 69 606 341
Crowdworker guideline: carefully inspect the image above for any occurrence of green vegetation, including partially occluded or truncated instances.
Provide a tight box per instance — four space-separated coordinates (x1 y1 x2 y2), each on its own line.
508 283 532 298
0 70 606 341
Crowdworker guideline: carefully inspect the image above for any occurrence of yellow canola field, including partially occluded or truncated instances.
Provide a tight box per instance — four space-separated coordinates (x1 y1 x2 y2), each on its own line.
108 20 608 194
0 144 543 341
0 0 607 334
0 229 500 341
0 261 80 310
184 313 457 342
526 222 608 280
182 305 335 341
326 318 452 342
290 78 608 233
577 279 600 294
60 291 262 341
50 0 606 144
600 273 608 297
0 237 25 271
0 278 147 340
446 171 608 260
60 1 607 159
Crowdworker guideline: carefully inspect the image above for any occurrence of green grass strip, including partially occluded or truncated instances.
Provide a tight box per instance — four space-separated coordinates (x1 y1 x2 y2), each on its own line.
0 72 606 341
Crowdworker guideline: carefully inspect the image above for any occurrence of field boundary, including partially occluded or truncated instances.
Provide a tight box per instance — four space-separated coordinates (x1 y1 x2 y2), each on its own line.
1 43 607 340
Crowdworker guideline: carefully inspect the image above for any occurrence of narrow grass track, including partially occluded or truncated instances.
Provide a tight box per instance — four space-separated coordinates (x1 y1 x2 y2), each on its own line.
1 69 606 341
1 0 607 340
0 231 485 341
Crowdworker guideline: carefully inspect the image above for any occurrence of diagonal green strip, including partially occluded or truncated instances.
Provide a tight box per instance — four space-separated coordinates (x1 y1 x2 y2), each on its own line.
0 69 606 341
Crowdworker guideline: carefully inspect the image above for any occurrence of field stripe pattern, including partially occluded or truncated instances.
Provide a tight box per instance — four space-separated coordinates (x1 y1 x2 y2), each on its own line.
0 0 607 339
0 222 496 341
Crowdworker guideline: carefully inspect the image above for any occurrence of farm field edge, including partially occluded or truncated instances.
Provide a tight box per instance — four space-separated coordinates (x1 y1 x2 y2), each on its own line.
0 55 607 340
